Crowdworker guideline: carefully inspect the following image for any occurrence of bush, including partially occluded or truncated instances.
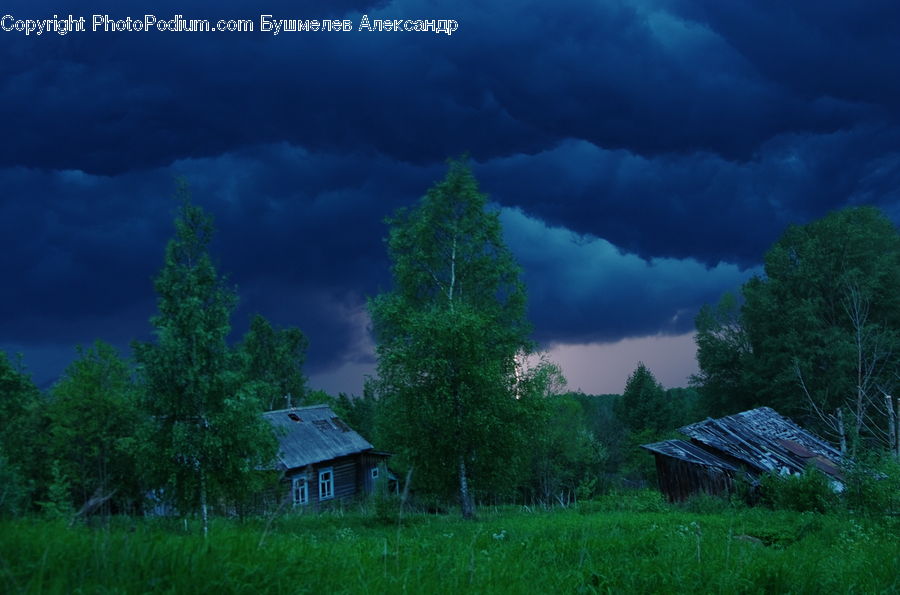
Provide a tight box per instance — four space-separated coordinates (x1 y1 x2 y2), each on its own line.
679 491 731 514
759 466 837 513
0 450 29 518
372 463 402 524
587 489 669 513
843 455 900 515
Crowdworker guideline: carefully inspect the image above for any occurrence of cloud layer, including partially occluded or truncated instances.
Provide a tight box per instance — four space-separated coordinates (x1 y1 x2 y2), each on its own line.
2 0 898 389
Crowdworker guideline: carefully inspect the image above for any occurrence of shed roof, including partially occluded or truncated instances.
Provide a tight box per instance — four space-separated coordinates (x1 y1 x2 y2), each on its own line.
678 407 845 479
641 439 741 471
263 405 373 471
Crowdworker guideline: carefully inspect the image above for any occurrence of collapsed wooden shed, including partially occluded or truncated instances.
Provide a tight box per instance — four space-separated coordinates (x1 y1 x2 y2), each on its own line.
642 407 845 502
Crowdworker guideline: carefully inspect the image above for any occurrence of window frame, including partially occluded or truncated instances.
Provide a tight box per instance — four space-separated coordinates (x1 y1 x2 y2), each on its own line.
318 467 334 500
292 475 308 506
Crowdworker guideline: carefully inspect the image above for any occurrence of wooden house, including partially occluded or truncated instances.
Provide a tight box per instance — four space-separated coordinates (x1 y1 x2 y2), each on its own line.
263 405 389 507
642 407 845 502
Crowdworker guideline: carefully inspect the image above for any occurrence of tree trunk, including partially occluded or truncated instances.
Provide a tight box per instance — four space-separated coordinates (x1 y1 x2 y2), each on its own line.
837 407 847 456
887 395 897 458
458 456 474 519
200 468 209 539
896 397 900 459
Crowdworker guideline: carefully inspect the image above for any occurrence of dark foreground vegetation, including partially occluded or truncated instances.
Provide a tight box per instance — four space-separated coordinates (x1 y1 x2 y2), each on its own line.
2 492 898 594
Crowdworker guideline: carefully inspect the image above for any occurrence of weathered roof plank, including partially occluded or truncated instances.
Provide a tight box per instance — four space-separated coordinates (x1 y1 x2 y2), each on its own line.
263 405 373 470
678 407 845 480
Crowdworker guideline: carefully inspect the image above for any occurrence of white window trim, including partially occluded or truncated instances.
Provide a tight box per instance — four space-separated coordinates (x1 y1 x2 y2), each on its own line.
371 467 379 480
292 476 308 506
319 467 334 500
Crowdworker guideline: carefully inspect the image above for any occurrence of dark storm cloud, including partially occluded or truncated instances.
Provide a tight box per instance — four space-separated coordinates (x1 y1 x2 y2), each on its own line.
668 0 900 112
477 130 900 266
3 0 879 175
3 0 900 388
0 147 440 384
499 207 758 345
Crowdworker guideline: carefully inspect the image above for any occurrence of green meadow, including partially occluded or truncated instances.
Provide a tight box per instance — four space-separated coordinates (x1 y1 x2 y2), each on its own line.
2 493 897 594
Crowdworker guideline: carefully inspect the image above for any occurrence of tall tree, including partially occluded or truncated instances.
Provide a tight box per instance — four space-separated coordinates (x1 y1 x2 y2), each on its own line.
134 181 275 536
237 314 309 410
526 387 607 506
693 207 899 446
0 352 45 512
370 159 534 518
615 362 668 434
692 293 756 416
48 341 144 514
615 363 673 480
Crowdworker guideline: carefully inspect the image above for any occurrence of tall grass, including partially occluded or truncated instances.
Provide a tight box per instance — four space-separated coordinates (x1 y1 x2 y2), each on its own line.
1 498 898 593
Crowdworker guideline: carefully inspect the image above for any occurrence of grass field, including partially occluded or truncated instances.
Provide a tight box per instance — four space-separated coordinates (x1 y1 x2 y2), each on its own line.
1 493 898 594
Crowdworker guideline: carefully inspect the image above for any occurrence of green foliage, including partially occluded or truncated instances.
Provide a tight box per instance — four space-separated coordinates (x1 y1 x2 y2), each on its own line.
236 314 309 410
570 392 628 476
523 372 607 506
759 467 838 513
586 489 670 513
615 363 667 434
133 181 276 522
2 508 899 593
842 454 900 515
678 491 733 514
48 341 145 513
615 364 690 482
0 447 28 518
692 292 757 416
693 207 900 425
371 463 401 524
331 389 378 442
370 160 538 516
0 351 47 508
38 461 75 520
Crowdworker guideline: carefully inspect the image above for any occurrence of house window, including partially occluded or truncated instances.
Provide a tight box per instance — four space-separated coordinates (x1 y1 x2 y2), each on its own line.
292 476 308 506
371 467 379 480
319 467 334 500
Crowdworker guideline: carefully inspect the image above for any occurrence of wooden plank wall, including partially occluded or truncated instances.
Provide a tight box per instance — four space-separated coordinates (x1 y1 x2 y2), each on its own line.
654 454 734 502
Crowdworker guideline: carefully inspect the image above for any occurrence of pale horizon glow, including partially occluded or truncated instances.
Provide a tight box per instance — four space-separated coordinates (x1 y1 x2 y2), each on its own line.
545 332 700 395
310 331 701 397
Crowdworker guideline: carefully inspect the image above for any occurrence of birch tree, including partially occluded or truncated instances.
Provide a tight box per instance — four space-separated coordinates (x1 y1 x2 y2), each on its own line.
135 181 275 536
370 160 534 518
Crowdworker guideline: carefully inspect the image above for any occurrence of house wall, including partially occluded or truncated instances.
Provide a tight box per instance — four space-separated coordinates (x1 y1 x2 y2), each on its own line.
284 453 386 507
357 452 390 493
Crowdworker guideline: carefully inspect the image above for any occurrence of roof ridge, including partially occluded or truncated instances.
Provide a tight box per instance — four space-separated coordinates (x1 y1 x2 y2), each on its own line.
264 404 334 414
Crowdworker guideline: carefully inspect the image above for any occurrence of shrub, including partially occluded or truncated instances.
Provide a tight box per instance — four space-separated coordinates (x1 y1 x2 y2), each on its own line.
843 454 900 515
679 491 730 514
0 450 29 518
589 489 669 513
372 463 402 524
759 466 837 513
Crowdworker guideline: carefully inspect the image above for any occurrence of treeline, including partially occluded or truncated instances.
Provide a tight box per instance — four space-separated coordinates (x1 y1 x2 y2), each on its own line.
2 165 898 522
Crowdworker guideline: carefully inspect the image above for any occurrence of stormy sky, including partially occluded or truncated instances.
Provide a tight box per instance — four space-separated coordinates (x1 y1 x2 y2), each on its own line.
3 0 899 395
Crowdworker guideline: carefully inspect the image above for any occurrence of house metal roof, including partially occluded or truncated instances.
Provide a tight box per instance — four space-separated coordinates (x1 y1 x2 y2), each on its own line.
678 407 845 480
262 405 373 471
